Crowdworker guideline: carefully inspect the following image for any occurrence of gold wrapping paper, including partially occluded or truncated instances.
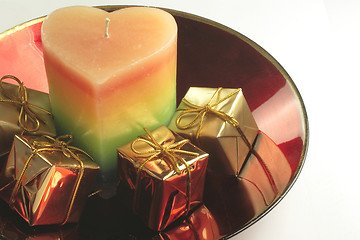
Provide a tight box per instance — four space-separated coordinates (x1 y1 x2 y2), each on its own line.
117 126 209 231
238 131 292 209
0 134 99 226
168 87 258 176
0 76 56 160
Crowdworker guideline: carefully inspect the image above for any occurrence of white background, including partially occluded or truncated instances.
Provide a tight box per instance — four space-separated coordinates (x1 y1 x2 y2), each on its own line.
0 0 359 239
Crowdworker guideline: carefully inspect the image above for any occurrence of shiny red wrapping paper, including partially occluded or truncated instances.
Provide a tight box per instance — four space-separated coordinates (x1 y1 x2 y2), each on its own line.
0 79 56 162
117 126 209 231
156 204 220 240
168 87 259 176
0 134 99 226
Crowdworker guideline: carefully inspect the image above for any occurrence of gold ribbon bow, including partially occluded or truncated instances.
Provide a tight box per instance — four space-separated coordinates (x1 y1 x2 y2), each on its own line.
131 128 199 215
176 87 279 195
0 75 53 133
9 135 92 225
176 87 240 140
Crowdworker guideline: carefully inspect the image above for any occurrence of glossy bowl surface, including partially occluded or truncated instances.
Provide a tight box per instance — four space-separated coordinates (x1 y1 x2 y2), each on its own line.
0 6 308 239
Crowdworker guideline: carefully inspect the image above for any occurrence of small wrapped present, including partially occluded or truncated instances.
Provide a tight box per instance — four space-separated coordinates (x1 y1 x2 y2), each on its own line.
168 87 258 176
0 75 56 160
117 126 209 231
238 131 292 208
0 134 99 226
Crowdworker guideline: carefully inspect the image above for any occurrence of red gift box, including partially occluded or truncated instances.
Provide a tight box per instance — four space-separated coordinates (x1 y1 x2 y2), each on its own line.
117 126 209 231
156 204 220 240
0 134 99 226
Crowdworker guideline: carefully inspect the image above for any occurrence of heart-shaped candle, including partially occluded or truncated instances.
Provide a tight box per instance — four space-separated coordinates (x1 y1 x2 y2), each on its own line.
41 6 177 186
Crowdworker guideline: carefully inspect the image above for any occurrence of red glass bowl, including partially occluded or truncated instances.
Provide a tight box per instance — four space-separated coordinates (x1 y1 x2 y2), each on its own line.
0 6 308 239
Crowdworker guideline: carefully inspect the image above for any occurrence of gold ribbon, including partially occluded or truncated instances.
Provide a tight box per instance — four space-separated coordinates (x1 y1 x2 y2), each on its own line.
9 135 92 225
176 88 240 140
131 128 199 215
176 87 279 195
0 75 53 133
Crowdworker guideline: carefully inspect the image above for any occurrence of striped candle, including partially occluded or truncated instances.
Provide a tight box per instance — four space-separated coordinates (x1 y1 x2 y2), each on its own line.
41 6 177 186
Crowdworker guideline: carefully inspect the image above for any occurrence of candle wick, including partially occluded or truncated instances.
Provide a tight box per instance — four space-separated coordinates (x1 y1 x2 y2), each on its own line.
105 18 110 38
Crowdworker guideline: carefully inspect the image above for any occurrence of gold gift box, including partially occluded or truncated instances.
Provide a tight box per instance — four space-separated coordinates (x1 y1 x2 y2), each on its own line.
117 126 209 231
168 87 258 176
0 80 56 160
0 134 99 226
